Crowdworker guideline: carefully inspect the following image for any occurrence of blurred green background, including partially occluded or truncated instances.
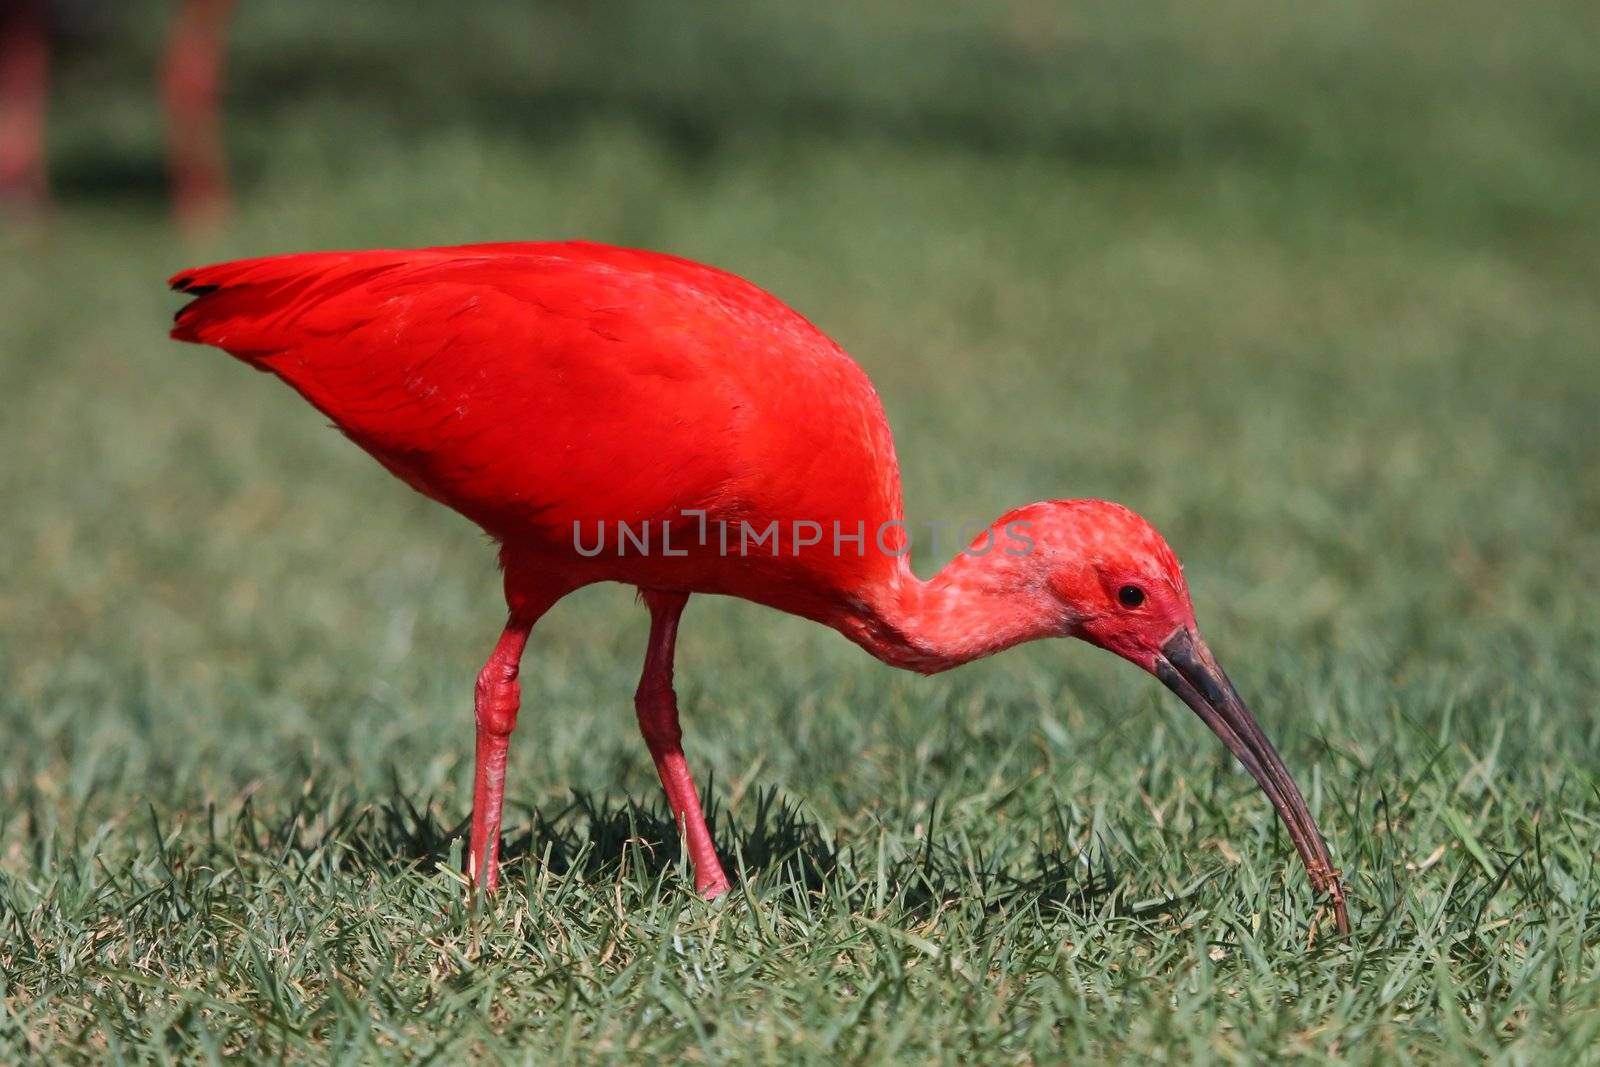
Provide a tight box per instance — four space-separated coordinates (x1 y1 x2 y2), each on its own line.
2 1 1598 1062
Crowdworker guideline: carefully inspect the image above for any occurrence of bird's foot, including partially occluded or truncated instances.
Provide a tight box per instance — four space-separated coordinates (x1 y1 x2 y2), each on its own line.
696 874 732 900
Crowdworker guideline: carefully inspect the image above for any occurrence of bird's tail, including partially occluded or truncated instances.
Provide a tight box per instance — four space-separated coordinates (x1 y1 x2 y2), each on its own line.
167 250 400 359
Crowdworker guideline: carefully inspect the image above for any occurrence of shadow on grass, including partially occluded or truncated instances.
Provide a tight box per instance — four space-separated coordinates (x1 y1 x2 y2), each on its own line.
220 781 1185 922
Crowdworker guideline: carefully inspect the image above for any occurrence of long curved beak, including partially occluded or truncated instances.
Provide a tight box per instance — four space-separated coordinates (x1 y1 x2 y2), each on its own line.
1154 628 1350 937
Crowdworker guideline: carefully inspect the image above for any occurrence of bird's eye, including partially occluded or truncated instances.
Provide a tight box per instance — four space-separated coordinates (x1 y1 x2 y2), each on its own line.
1117 585 1145 608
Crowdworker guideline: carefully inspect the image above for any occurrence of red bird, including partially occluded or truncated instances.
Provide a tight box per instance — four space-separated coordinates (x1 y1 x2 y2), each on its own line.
168 242 1349 936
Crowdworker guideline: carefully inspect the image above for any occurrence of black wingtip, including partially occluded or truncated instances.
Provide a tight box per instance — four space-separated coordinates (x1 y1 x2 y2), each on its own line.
170 277 221 324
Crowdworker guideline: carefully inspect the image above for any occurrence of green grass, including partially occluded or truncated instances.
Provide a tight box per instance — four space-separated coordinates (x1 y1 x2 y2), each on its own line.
3 1 1600 1061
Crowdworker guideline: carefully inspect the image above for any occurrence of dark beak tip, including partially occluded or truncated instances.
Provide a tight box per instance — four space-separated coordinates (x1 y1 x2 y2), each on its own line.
1157 628 1351 946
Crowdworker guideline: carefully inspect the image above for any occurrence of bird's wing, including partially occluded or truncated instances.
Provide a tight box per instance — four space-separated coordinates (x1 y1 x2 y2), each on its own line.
171 245 760 537
169 243 908 607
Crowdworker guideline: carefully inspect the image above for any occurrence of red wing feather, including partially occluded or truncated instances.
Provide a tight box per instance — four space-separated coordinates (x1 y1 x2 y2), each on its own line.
166 242 906 599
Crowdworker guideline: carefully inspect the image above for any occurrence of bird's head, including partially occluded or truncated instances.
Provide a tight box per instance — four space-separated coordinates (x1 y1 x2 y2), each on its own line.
1007 499 1349 935
1024 499 1196 668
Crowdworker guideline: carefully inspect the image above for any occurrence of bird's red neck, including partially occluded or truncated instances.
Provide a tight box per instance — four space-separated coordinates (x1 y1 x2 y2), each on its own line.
837 532 1068 674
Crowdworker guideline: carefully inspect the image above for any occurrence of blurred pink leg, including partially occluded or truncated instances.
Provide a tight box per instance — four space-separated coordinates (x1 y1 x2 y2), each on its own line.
163 0 233 235
0 0 49 214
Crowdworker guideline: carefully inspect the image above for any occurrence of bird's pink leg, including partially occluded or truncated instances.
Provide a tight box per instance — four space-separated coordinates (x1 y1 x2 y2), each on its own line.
0 0 50 215
469 615 535 893
162 0 233 236
637 591 731 897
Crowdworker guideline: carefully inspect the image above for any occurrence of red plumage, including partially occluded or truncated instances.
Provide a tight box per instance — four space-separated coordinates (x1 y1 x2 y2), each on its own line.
172 242 903 622
169 242 1349 937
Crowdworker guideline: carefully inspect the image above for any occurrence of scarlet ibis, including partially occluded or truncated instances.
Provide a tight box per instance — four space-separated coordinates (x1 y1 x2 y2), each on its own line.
168 242 1349 936
0 0 231 231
